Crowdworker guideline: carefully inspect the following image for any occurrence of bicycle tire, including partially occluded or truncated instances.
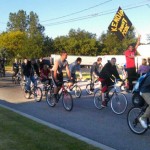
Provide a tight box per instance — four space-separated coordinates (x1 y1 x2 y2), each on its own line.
111 92 127 115
74 85 82 98
34 87 42 102
62 92 73 111
46 87 56 107
127 107 147 134
85 83 93 95
94 89 103 110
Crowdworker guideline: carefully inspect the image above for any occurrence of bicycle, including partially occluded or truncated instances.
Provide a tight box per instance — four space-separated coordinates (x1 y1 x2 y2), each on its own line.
40 79 53 97
12 72 21 84
46 80 73 111
127 104 149 134
24 78 42 102
94 79 128 115
66 80 82 98
20 78 26 90
86 78 101 95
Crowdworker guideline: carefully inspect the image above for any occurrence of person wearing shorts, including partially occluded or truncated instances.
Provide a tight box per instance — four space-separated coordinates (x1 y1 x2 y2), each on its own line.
68 57 82 88
52 50 71 102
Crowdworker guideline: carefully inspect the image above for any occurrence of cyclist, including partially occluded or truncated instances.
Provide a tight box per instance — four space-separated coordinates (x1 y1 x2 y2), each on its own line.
90 57 103 91
52 50 71 102
12 58 19 78
99 57 121 107
0 59 3 72
40 64 51 85
23 59 40 92
38 57 44 71
21 58 28 78
0 58 5 76
68 57 82 90
138 72 150 129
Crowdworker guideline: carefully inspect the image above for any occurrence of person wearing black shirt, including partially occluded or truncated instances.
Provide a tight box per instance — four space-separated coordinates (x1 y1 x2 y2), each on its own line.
99 57 121 107
12 59 19 78
23 59 40 92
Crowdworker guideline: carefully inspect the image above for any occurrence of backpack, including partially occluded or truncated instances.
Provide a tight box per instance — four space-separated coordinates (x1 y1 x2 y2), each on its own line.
133 72 150 92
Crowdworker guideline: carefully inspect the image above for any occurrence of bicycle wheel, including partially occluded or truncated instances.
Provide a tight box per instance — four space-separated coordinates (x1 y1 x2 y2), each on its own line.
94 89 103 110
34 87 42 102
86 83 93 95
74 85 82 98
46 87 56 107
111 92 127 115
127 107 147 134
62 92 73 111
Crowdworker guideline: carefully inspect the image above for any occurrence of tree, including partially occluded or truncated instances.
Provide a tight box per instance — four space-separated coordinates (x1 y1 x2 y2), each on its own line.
0 31 27 59
7 10 28 32
42 36 54 56
28 11 45 37
53 28 99 56
99 27 137 55
6 10 45 59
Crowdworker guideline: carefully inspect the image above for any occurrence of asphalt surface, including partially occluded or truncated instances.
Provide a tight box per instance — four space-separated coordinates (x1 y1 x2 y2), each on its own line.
0 74 150 150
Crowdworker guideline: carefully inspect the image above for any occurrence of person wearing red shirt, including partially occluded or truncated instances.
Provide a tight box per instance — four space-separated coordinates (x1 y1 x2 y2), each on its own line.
124 35 141 90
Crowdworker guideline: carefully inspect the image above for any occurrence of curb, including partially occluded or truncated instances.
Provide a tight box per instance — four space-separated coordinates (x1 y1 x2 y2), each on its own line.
0 103 116 150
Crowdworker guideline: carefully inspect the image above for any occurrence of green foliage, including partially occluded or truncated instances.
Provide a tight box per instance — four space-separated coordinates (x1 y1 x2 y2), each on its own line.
53 28 99 56
7 10 28 32
99 27 137 55
1 9 138 61
4 10 45 60
0 31 26 59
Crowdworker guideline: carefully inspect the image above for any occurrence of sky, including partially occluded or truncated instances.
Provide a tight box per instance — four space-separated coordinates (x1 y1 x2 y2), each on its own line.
0 0 150 43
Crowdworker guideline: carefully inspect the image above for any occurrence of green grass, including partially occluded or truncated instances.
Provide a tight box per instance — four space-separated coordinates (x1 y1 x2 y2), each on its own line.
0 107 101 150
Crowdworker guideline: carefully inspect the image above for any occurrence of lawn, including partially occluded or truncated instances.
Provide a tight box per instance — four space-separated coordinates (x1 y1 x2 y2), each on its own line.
0 106 101 150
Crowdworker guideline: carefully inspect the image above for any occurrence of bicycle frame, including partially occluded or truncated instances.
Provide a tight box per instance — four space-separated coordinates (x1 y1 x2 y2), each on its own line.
57 81 68 100
105 79 120 102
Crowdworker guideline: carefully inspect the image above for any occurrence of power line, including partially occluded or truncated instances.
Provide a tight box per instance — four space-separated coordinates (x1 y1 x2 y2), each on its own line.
41 0 112 22
43 1 150 27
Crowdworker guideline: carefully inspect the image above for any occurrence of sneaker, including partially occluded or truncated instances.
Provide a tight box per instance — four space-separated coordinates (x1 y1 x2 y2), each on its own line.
101 100 107 107
139 117 148 129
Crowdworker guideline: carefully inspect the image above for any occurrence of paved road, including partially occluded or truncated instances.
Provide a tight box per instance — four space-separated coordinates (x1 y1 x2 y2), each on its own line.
0 75 150 150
